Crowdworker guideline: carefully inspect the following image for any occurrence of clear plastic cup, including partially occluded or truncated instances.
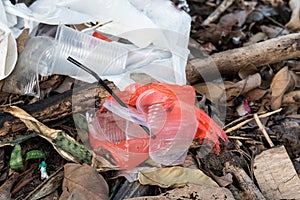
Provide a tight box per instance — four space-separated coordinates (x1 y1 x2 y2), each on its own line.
3 25 129 96
49 25 128 82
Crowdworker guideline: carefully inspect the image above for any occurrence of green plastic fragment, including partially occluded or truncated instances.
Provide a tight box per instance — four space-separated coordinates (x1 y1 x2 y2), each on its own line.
10 144 24 172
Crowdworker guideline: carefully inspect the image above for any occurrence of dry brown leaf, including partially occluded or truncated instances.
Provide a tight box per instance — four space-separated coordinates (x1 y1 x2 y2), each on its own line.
243 32 268 46
246 89 268 101
226 73 261 101
201 42 217 54
159 184 234 200
260 25 289 38
261 0 283 6
270 66 295 110
285 0 300 31
182 154 198 169
219 2 256 27
218 13 238 28
16 29 30 54
282 90 300 104
193 82 226 104
194 74 261 104
238 64 259 79
130 73 158 84
0 80 4 91
60 163 109 200
3 106 60 139
138 166 218 188
290 71 300 88
126 184 234 200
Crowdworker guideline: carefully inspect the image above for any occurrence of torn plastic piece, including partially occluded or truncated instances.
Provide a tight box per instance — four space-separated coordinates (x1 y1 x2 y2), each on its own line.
38 161 49 180
92 31 112 42
0 1 18 81
88 83 228 169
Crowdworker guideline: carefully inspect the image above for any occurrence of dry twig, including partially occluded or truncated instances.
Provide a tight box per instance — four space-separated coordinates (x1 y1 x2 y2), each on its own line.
225 108 282 133
253 113 274 147
202 0 235 26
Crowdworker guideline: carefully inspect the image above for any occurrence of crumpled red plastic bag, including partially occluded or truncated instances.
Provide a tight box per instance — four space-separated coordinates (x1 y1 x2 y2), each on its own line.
88 83 228 169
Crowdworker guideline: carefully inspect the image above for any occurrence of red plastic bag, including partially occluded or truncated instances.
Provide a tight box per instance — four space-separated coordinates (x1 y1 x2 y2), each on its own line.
88 83 228 169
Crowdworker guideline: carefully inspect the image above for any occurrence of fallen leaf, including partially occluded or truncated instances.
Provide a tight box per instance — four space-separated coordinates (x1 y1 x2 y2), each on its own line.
282 90 300 104
3 106 60 139
182 154 198 169
218 13 238 28
25 150 46 161
246 88 268 101
201 42 217 54
125 184 234 200
288 61 300 72
16 29 30 54
9 144 24 172
54 77 75 93
130 73 158 84
194 24 231 46
261 25 289 38
226 73 262 101
210 173 233 187
285 0 300 31
238 64 259 79
290 71 300 88
260 66 274 89
261 0 284 7
138 166 218 188
60 163 109 200
270 66 295 110
193 82 226 104
243 32 268 46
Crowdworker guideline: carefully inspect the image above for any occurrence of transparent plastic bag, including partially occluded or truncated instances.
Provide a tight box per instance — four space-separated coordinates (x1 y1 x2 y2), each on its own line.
87 83 199 169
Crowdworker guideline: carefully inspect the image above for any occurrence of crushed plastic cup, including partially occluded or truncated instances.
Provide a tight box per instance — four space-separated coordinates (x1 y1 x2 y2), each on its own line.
2 36 52 96
48 25 128 80
87 109 150 169
87 82 228 170
3 25 128 96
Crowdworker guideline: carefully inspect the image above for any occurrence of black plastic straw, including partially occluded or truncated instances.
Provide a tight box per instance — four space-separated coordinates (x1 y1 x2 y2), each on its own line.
67 56 154 138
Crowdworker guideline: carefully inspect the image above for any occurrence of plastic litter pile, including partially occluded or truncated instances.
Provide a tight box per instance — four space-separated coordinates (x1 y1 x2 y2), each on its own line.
88 82 228 169
0 0 228 170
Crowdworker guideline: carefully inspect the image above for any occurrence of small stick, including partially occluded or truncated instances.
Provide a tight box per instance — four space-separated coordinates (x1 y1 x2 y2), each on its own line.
225 162 266 200
67 56 154 138
253 113 274 147
202 0 235 26
227 136 252 140
225 108 282 133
